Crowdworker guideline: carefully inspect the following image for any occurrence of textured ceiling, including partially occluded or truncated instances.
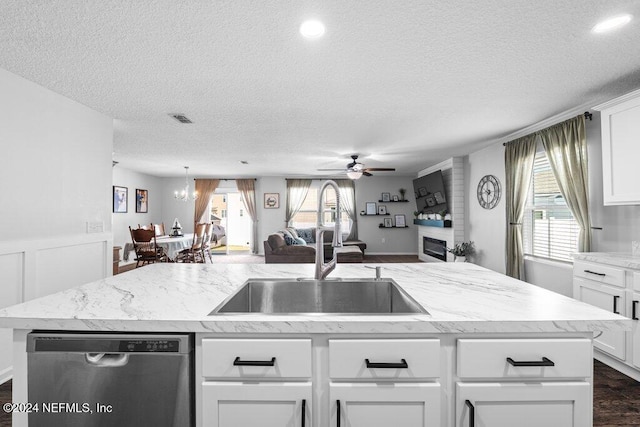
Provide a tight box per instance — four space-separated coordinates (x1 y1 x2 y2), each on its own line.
1 1 640 178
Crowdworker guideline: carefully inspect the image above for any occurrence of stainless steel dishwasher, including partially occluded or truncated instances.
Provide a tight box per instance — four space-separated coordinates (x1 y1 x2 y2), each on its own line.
27 332 193 427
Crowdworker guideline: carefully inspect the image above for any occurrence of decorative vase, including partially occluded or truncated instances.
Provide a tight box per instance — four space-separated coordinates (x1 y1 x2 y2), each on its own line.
454 255 466 263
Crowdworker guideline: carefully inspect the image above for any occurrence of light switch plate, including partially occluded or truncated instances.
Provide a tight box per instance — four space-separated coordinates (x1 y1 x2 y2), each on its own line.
87 221 104 233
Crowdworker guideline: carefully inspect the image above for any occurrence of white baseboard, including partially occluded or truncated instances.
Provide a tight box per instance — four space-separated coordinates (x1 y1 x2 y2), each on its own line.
0 365 12 385
365 252 419 256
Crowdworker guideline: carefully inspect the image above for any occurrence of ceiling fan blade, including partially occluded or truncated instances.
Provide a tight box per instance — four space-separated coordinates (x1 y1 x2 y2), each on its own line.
317 168 347 171
363 167 396 172
363 171 373 177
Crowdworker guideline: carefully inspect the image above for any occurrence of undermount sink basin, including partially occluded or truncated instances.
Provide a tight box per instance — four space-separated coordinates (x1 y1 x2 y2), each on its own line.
208 278 428 315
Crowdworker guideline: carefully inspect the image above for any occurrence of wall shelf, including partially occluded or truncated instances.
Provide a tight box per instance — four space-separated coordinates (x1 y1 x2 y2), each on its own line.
379 225 410 229
378 200 410 203
413 219 452 228
360 213 390 216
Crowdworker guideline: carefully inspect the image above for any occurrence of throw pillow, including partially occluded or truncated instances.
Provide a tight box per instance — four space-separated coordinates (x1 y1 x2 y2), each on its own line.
282 234 297 245
286 227 300 239
294 237 306 245
296 228 315 244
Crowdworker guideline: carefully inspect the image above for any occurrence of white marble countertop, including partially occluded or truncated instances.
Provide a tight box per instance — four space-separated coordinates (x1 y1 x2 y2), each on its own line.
0 263 629 334
573 252 640 270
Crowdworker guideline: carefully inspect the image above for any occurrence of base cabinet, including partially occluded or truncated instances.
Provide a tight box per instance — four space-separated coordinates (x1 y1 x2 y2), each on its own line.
456 382 590 427
632 291 640 369
202 382 312 427
330 383 441 427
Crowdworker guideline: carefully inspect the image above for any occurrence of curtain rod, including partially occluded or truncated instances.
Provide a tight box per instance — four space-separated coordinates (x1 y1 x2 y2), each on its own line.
285 178 348 180
502 111 592 146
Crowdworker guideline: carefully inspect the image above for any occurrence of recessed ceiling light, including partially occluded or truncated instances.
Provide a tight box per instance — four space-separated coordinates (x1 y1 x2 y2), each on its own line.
592 14 632 33
300 20 325 38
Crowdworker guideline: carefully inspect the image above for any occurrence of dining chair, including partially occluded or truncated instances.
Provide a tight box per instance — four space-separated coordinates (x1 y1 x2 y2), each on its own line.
201 222 214 263
138 224 152 230
129 226 168 267
152 222 166 237
175 223 207 263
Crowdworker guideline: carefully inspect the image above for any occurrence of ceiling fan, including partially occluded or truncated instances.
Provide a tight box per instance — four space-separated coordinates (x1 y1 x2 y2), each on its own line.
318 155 396 180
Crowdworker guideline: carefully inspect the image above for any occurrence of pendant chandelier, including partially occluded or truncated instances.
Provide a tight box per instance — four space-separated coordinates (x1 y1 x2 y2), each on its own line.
175 166 198 201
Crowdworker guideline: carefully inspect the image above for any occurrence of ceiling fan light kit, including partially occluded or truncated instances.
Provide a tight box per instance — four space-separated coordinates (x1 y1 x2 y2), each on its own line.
318 155 396 179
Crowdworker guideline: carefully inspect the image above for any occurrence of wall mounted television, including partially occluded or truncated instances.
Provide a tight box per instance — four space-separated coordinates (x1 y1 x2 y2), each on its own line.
412 170 448 215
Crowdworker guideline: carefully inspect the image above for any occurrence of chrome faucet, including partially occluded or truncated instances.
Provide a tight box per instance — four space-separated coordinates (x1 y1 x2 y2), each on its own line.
315 180 343 280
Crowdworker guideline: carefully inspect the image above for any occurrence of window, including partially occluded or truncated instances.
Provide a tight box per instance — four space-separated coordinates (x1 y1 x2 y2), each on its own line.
523 149 580 262
290 184 352 235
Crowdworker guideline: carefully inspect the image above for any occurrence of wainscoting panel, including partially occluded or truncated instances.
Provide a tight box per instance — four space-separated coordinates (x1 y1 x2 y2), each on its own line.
0 233 111 384
35 241 106 299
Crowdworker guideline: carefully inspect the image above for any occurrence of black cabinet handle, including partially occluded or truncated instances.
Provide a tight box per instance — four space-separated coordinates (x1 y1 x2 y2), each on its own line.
633 301 639 320
613 296 620 314
506 356 555 367
365 358 408 369
233 356 276 366
584 269 606 277
336 400 341 427
301 399 306 427
465 400 475 427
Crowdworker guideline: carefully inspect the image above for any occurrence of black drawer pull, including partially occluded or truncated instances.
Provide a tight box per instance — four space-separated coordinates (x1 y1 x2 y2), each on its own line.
365 358 408 369
233 356 276 366
506 356 555 367
613 295 620 314
336 400 341 427
465 400 475 427
584 269 606 277
633 301 639 320
301 399 306 427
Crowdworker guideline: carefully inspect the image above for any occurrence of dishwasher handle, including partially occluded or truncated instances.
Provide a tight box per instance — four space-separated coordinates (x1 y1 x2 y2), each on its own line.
85 353 130 367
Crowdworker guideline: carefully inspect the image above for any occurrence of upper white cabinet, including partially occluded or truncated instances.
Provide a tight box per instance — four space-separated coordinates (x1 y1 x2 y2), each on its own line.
594 88 640 205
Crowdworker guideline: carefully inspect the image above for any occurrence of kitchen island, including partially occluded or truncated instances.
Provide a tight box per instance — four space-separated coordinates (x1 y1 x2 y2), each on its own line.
0 262 629 426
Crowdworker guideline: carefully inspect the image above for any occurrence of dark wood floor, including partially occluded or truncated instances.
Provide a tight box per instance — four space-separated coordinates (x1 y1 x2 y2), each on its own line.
1 360 638 426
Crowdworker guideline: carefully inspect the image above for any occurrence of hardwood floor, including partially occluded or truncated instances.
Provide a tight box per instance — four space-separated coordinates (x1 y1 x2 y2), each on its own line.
1 360 638 425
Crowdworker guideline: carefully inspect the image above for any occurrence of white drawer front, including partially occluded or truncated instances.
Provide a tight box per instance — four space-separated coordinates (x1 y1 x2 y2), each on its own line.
634 271 640 293
329 339 439 380
202 339 311 379
573 260 625 288
457 339 592 379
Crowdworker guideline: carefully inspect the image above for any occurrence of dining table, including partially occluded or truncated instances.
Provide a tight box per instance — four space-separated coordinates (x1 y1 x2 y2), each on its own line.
155 234 194 261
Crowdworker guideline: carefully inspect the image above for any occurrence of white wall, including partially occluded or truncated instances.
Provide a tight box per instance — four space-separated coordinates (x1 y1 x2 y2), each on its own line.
465 144 506 274
355 176 418 254
112 167 164 249
0 68 113 382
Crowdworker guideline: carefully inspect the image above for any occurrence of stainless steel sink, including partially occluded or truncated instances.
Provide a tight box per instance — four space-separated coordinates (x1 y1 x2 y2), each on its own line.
209 278 428 315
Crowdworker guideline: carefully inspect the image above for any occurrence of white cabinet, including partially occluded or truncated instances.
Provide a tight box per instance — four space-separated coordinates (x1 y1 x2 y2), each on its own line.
200 338 312 427
203 382 311 427
573 260 626 360
594 88 640 205
329 339 441 426
456 382 590 427
456 338 592 427
331 383 440 427
632 291 640 369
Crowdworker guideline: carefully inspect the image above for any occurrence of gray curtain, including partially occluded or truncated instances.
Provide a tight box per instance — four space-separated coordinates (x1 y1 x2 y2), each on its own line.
505 134 537 280
194 179 220 223
236 179 258 254
285 179 312 226
539 115 591 252
336 179 357 240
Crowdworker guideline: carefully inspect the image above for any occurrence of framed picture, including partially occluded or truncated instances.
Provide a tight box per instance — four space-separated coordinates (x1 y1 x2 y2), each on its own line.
366 202 377 215
426 195 437 207
113 186 128 213
395 214 406 228
378 205 387 215
383 218 393 228
419 187 428 197
264 193 280 209
136 189 148 213
381 192 391 202
392 195 399 202
434 191 446 204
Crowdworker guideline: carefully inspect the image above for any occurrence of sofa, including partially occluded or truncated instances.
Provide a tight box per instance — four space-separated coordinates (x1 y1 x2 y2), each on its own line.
210 224 226 248
263 227 366 264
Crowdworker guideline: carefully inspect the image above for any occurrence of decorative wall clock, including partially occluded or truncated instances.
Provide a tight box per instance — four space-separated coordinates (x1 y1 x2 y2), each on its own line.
477 174 501 209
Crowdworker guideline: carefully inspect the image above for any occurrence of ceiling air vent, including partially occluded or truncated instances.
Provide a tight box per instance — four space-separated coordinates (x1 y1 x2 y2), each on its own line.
170 114 193 124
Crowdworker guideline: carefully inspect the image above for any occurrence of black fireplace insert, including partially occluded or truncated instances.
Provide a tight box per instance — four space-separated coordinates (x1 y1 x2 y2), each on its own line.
423 236 447 261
